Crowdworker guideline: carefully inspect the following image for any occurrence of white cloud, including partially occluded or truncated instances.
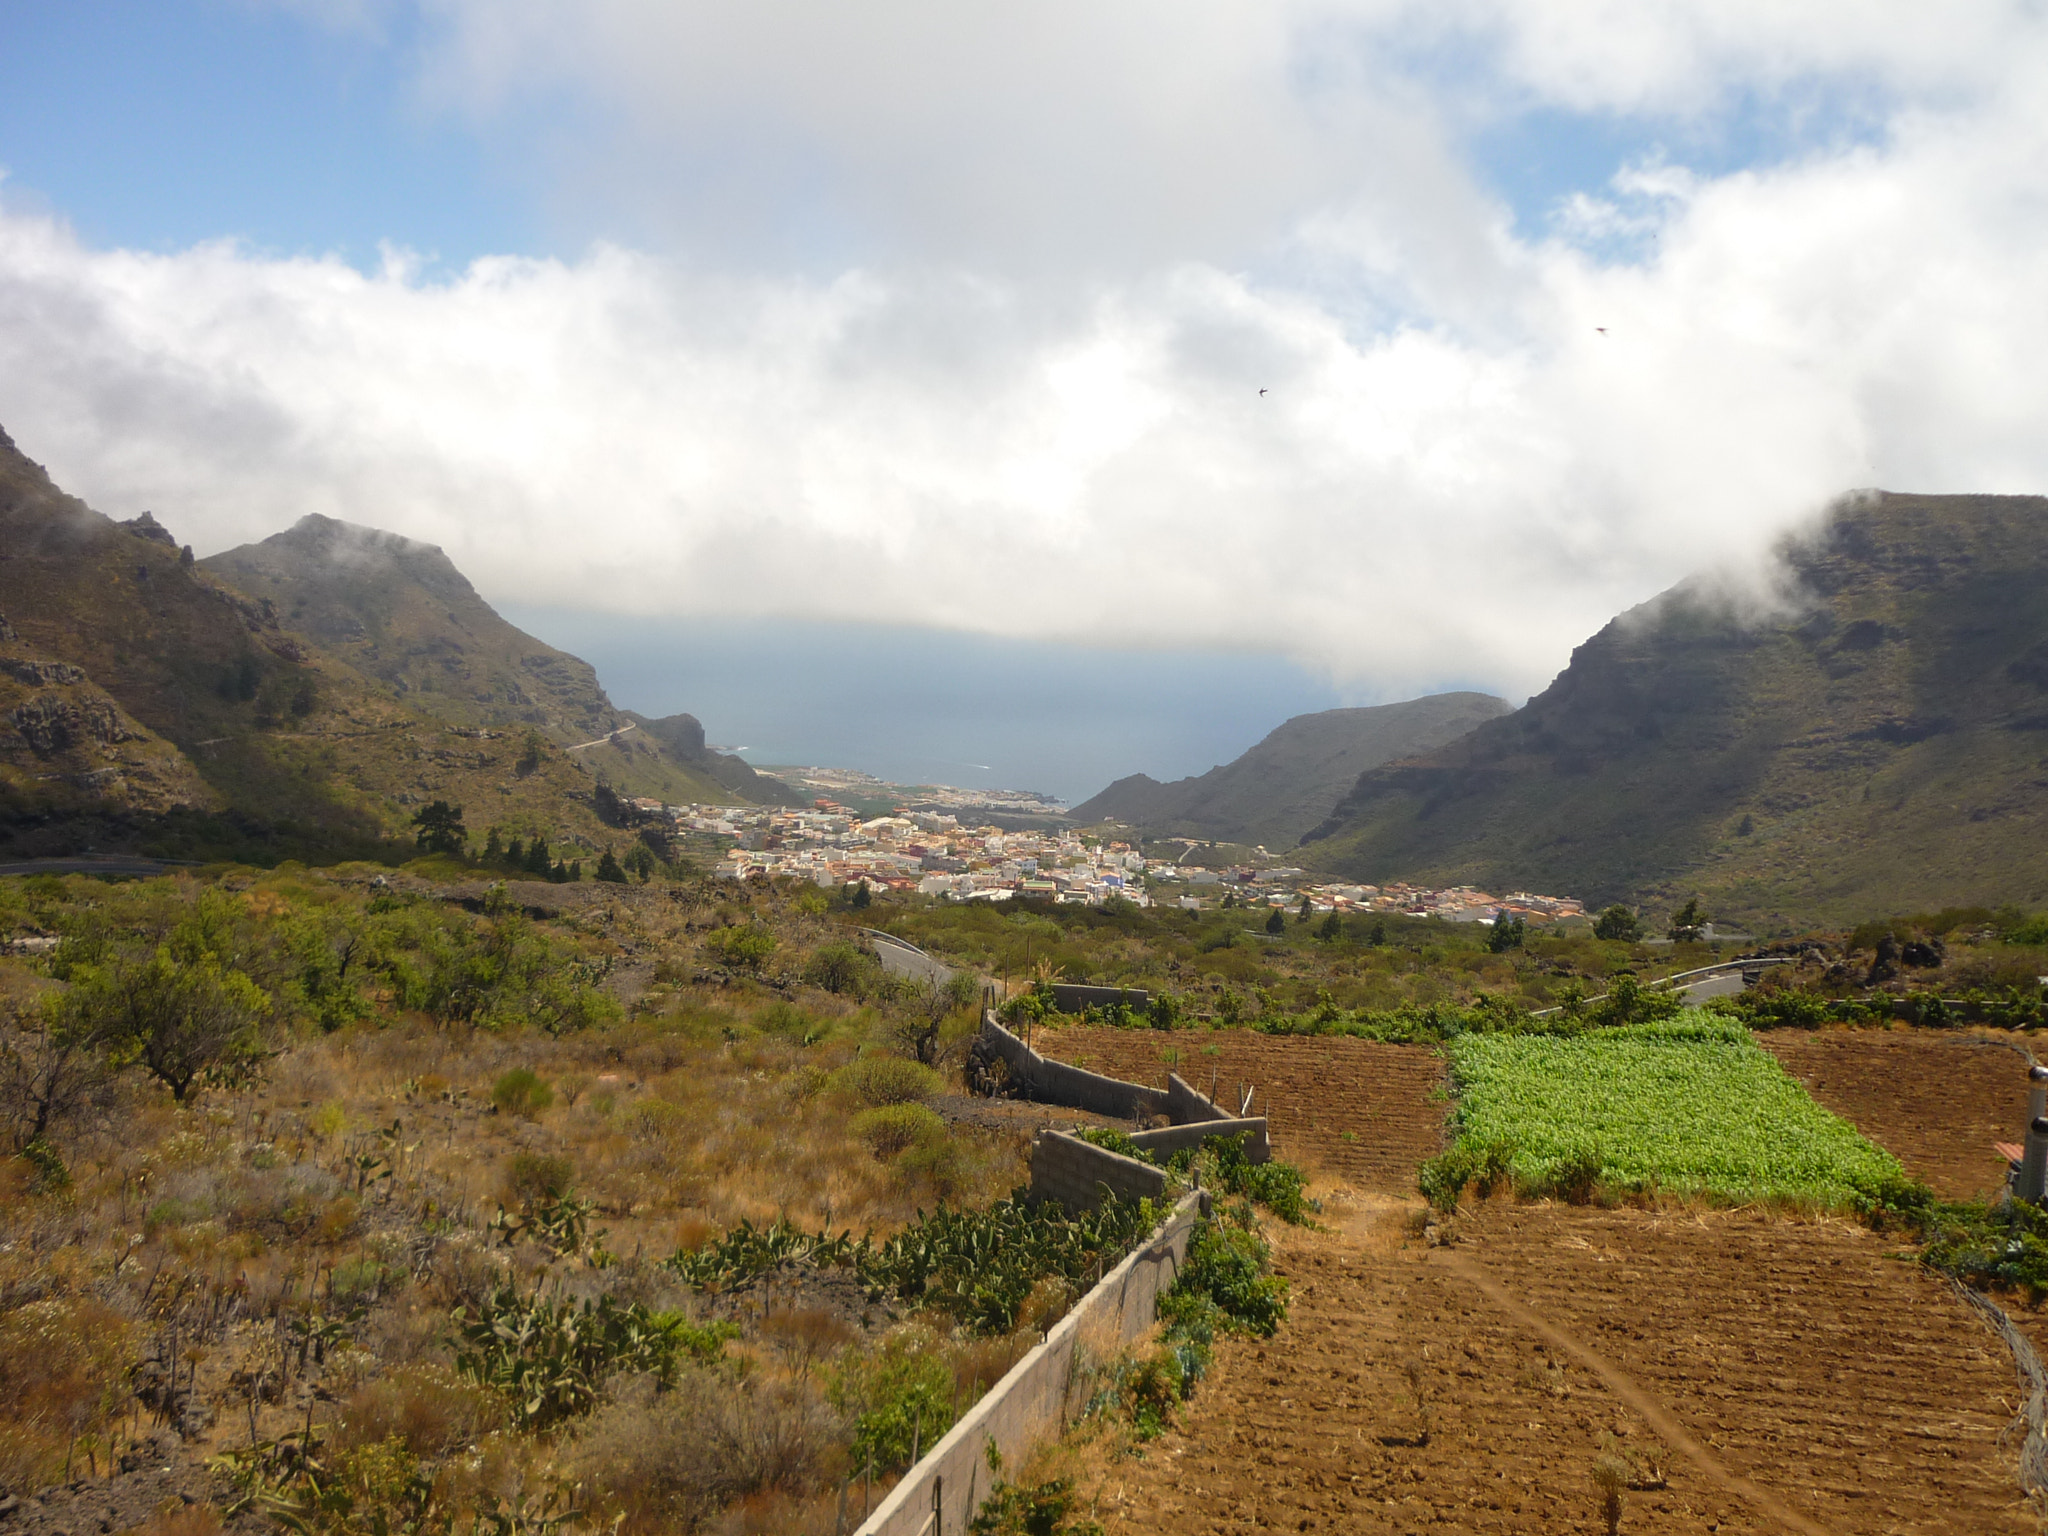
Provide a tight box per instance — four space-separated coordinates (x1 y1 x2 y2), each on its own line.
4 5 2048 705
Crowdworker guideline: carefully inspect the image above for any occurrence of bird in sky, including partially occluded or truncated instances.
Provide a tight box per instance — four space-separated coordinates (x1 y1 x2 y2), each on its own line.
1595 327 1608 335
1259 387 1269 395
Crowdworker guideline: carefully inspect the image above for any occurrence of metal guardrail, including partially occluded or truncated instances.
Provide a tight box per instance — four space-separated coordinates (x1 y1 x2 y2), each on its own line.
1528 956 1792 1017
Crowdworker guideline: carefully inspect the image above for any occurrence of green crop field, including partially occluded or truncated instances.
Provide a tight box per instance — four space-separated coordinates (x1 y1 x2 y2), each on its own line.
1446 1017 1903 1206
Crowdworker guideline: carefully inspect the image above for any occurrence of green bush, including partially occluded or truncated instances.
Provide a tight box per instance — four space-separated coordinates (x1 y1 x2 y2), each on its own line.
1156 1217 1288 1363
852 1103 946 1157
703 923 777 973
491 1068 554 1118
1417 1138 1516 1213
828 1332 957 1475
968 1477 1102 1536
832 1054 943 1107
505 1151 574 1208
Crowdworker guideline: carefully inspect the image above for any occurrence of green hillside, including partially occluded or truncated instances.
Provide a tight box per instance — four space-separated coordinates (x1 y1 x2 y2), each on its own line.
1299 492 2048 927
1071 692 1510 848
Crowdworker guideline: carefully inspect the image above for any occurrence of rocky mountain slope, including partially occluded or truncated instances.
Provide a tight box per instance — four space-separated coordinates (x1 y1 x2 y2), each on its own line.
1071 692 1511 848
0 426 766 860
1300 492 2048 927
202 516 762 807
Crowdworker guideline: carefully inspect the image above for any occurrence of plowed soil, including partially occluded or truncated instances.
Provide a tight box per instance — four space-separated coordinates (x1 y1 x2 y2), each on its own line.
1090 1203 2035 1535
1031 1027 1448 1192
1760 1028 2034 1200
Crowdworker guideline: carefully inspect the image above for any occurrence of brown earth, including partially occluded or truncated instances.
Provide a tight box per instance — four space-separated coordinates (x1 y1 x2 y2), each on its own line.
1030 1027 1448 1192
1090 1201 2036 1535
1760 1027 2035 1201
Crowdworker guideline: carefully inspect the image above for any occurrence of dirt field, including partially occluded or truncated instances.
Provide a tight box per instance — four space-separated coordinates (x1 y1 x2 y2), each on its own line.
1031 1026 1448 1191
1087 1201 2035 1535
1760 1027 2035 1201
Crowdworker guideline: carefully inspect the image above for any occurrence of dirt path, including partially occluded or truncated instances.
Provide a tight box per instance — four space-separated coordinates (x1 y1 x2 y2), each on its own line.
1088 1202 2034 1535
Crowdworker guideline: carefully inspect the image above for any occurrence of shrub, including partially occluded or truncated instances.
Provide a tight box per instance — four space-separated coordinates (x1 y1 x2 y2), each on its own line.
831 1055 942 1108
967 1477 1100 1536
504 1151 575 1209
567 1371 839 1530
0 1297 133 1492
339 1364 506 1456
828 1331 957 1475
492 1068 554 1118
704 924 777 973
852 1103 945 1158
1417 1138 1516 1213
1158 1219 1288 1341
802 943 874 996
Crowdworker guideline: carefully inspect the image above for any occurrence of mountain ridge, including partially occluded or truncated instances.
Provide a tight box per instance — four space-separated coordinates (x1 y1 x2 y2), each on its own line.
1299 491 2048 926
1070 692 1512 848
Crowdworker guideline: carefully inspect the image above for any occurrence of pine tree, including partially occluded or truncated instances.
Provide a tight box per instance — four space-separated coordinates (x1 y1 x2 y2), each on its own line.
596 847 627 884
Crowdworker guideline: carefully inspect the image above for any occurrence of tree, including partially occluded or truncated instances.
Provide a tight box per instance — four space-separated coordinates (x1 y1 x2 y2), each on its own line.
1487 912 1526 953
412 801 467 857
895 973 980 1066
1668 897 1706 943
622 843 657 882
524 837 552 877
0 998 116 1153
1297 893 1313 923
1265 907 1286 936
74 947 268 1102
1317 912 1344 943
595 847 628 884
515 730 545 778
1592 904 1642 942
483 827 504 863
593 782 628 828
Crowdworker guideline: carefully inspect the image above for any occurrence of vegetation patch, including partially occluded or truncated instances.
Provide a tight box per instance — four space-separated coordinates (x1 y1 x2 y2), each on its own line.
1427 1016 1903 1209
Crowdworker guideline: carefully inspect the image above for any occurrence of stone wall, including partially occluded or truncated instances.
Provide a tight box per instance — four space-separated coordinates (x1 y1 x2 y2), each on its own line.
851 1191 1205 1536
1165 1072 1232 1123
979 1015 1169 1120
1130 1116 1270 1165
1029 1129 1169 1210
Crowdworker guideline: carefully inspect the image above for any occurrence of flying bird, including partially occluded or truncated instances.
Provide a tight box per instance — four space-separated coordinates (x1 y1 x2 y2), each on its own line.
1259 388 1269 395
1595 327 1608 335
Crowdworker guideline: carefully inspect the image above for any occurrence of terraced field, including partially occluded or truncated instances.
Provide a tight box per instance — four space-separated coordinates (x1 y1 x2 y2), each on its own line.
1760 1027 2034 1200
1093 1204 2032 1535
1037 1024 2042 1532
1029 1026 1448 1190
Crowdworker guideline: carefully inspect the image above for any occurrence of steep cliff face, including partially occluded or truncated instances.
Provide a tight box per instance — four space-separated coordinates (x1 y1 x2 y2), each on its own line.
1070 692 1511 848
1300 493 2048 926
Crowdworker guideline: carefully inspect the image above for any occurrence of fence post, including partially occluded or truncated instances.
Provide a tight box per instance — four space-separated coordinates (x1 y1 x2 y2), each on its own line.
2021 1116 2048 1205
2030 1064 2048 1126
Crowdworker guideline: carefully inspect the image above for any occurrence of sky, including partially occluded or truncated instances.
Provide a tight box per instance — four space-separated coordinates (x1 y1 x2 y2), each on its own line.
4 3 2048 801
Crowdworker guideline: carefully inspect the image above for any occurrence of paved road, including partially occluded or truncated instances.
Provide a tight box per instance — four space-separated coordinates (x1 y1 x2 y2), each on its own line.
0 855 177 877
859 927 955 987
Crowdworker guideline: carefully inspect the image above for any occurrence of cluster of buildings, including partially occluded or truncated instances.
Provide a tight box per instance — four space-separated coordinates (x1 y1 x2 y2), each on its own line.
654 800 1150 903
1149 863 1585 924
648 796 1585 923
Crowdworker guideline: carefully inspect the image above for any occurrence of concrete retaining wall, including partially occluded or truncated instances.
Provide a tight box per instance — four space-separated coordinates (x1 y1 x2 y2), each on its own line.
1030 1130 1170 1210
1165 1072 1231 1123
852 1191 1205 1536
1130 1116 1270 1164
980 1016 1169 1120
